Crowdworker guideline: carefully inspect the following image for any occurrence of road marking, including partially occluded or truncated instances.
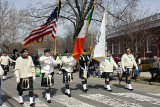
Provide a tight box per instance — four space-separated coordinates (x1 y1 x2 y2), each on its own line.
80 94 142 107
148 93 160 97
111 93 160 105
1 103 7 107
13 96 49 107
52 95 95 107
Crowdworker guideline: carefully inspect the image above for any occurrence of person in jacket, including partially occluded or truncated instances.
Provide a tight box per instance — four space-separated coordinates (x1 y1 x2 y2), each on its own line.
0 51 14 80
121 48 138 90
79 49 90 92
14 48 35 106
11 49 20 69
135 54 141 80
39 49 57 103
62 49 76 97
149 56 160 84
100 50 118 91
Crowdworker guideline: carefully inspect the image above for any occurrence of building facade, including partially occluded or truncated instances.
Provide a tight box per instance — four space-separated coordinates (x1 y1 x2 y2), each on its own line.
107 13 160 60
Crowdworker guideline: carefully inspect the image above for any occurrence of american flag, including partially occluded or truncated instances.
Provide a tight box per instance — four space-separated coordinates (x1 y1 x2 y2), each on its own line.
22 0 61 47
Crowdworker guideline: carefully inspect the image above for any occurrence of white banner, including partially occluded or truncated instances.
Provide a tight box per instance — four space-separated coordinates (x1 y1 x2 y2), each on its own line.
93 11 106 66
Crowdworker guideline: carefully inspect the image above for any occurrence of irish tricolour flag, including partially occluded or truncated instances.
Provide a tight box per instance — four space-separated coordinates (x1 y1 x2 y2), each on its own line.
72 6 94 60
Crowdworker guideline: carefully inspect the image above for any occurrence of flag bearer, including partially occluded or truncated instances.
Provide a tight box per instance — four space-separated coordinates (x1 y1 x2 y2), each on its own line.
62 49 76 97
79 49 90 92
100 50 118 91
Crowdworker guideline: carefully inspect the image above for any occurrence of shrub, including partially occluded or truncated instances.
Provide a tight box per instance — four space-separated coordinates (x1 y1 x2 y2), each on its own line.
141 63 152 72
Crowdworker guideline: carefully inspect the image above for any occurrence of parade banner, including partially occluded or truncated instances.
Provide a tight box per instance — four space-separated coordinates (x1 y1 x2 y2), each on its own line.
21 0 61 47
72 6 94 60
93 9 107 66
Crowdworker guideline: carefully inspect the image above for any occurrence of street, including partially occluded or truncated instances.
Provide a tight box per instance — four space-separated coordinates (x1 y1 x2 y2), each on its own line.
1 69 160 107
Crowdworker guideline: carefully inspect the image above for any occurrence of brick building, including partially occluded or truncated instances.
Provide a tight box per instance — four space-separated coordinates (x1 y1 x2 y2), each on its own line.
107 13 160 60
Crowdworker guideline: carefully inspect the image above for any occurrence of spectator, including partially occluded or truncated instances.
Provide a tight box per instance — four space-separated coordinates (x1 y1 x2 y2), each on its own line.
149 56 160 84
135 54 141 80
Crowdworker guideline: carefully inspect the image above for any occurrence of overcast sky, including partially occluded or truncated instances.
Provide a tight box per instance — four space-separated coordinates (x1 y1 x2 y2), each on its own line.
6 0 160 37
8 0 160 12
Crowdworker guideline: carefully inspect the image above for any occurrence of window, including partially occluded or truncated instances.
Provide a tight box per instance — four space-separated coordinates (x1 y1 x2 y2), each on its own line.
118 42 121 54
146 36 152 53
112 43 114 54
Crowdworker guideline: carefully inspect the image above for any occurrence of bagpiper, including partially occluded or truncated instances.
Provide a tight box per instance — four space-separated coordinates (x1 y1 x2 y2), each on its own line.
0 51 14 80
62 49 76 97
56 53 63 75
79 49 90 92
100 50 118 91
39 49 57 103
121 48 138 90
14 48 36 106
11 49 20 69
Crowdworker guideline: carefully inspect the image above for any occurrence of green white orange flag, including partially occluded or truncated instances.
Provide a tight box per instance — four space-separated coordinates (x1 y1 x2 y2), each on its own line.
72 6 94 60
93 9 107 66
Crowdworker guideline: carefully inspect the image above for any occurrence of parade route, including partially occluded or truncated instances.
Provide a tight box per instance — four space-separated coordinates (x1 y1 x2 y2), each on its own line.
1 69 160 107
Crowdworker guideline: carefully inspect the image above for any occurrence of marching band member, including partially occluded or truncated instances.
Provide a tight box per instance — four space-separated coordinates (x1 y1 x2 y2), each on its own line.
0 51 14 80
79 49 90 92
56 53 63 75
100 50 118 91
11 49 20 69
39 49 57 103
14 48 36 106
62 49 76 97
121 48 138 90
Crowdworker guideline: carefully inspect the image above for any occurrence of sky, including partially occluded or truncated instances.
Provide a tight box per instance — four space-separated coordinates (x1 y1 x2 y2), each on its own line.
5 0 160 38
7 0 160 13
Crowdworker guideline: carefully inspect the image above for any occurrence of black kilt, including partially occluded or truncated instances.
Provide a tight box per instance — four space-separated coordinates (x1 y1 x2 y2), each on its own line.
62 69 73 83
123 68 131 77
41 72 54 87
1 65 9 72
17 77 33 92
79 67 90 79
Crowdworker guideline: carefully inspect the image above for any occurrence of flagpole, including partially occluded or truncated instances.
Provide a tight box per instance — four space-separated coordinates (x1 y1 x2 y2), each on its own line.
54 0 61 55
105 8 108 57
90 1 96 57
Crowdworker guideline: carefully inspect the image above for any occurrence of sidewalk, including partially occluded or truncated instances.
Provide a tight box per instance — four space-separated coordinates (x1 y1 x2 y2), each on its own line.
140 72 151 78
133 71 160 86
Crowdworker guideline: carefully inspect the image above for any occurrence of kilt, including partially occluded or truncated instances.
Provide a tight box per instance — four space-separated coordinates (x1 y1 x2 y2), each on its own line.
57 64 62 70
103 72 110 78
17 77 33 92
123 68 132 77
1 65 9 72
79 67 90 79
41 72 54 87
62 69 73 83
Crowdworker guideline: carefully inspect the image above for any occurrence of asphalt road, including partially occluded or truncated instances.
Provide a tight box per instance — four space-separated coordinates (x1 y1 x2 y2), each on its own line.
1 68 160 107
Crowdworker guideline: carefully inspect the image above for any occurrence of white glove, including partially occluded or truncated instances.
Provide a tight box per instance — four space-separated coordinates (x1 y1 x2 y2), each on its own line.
33 76 36 81
16 78 20 83
123 68 125 72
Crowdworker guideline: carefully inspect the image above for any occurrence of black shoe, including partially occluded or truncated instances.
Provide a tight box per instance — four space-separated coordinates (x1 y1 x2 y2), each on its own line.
20 102 24 105
84 88 88 92
47 100 51 103
128 88 134 91
30 103 35 106
68 94 71 97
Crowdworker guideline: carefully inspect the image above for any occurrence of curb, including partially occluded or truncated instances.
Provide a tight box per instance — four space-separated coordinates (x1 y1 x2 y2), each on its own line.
131 79 160 86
